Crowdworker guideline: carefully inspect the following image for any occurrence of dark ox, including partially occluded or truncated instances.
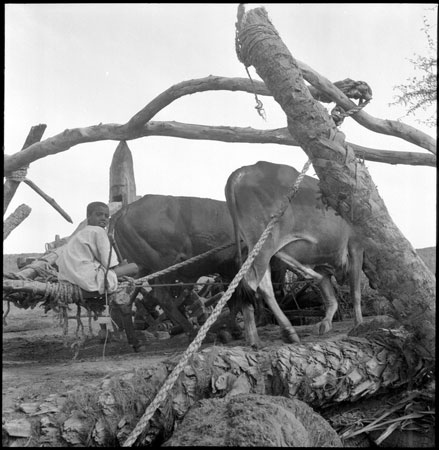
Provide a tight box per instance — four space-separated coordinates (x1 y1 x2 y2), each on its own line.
225 161 364 348
111 194 287 334
111 194 239 281
110 194 246 332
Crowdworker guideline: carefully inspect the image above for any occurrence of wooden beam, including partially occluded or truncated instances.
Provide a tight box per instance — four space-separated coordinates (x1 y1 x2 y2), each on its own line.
4 124 46 214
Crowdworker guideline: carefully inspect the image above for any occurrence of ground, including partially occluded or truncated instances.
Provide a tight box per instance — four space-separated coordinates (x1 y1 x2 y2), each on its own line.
3 250 435 446
2 300 347 445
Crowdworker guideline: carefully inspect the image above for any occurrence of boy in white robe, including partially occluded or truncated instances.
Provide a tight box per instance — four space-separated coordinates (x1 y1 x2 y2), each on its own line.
57 201 144 351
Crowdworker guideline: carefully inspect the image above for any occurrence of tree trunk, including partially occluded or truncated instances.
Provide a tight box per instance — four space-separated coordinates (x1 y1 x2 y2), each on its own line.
3 124 46 214
109 141 138 206
3 204 32 241
15 330 426 447
236 7 435 358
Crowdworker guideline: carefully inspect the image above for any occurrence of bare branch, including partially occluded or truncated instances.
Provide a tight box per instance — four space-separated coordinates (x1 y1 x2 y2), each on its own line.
296 61 436 154
4 120 435 173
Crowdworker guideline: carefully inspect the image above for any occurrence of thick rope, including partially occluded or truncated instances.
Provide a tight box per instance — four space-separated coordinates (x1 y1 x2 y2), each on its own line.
235 6 267 121
122 159 312 447
134 242 236 284
5 167 28 182
331 99 371 126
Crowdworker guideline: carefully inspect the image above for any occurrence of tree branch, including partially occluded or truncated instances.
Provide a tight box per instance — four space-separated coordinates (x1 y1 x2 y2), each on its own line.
22 178 73 223
3 124 46 214
296 61 436 154
4 75 435 173
4 120 435 173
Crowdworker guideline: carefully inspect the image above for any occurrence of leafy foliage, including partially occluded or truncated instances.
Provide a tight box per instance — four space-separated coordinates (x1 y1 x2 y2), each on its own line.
391 10 437 127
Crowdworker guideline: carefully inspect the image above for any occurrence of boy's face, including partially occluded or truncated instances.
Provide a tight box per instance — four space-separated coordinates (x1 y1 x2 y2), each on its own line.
87 206 110 228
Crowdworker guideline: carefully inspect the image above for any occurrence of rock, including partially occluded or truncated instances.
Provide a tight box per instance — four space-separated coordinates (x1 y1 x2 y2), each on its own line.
40 416 61 444
162 394 342 447
141 330 156 341
3 418 32 438
18 402 39 414
92 417 110 446
155 331 170 340
61 410 89 445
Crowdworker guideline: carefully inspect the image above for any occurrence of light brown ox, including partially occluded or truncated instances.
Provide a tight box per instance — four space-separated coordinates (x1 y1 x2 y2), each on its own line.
225 161 364 348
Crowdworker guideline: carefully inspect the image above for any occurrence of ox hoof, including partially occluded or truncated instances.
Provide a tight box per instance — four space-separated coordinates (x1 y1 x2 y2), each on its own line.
281 327 301 344
315 319 332 335
248 339 262 350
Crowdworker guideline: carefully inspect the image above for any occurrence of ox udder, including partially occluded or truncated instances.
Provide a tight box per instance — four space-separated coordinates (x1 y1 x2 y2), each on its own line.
225 161 364 348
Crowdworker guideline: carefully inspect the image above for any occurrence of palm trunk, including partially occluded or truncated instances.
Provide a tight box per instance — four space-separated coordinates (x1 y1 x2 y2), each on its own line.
236 7 435 359
15 329 421 446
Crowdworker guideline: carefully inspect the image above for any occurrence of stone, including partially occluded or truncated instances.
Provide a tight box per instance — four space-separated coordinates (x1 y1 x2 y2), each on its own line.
162 394 342 447
3 418 32 438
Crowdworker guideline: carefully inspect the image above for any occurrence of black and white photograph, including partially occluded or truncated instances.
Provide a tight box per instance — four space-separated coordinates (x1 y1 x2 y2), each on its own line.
3 4 436 447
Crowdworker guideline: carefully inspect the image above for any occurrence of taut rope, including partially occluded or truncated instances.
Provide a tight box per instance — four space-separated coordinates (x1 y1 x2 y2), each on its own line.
122 159 312 447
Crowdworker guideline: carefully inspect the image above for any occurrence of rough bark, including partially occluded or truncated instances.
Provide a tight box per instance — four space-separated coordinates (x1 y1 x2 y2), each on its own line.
4 124 46 214
3 204 32 240
109 141 138 206
14 331 427 447
4 77 435 173
237 7 435 358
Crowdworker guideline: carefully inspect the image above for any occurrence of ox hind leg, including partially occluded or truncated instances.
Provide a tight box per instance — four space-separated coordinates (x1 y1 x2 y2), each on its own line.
348 240 364 326
315 272 339 335
241 300 260 349
257 269 300 345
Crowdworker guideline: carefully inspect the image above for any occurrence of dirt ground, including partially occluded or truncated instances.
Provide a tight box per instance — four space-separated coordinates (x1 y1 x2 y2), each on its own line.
2 302 336 433
2 306 201 411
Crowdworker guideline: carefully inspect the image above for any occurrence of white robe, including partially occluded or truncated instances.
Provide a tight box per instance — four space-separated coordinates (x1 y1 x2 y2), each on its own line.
56 225 119 294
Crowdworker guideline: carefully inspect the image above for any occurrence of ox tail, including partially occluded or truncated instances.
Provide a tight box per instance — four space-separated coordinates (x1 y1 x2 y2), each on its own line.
224 171 244 267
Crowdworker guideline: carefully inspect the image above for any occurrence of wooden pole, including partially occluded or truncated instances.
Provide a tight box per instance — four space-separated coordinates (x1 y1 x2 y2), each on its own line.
22 177 73 223
3 204 32 240
109 141 137 206
4 124 47 215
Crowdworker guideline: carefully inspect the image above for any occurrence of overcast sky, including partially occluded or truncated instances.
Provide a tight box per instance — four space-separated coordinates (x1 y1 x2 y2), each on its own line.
4 3 437 254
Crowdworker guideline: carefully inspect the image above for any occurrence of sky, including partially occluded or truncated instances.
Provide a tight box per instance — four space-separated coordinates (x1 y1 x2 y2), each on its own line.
4 3 437 254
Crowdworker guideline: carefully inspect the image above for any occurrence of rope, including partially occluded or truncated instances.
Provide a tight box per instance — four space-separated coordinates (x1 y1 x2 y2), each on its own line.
134 242 236 285
331 99 371 126
122 158 312 447
235 5 267 121
5 167 28 182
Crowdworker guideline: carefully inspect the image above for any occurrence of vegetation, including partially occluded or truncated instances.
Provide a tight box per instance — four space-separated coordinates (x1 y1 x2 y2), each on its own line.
391 8 437 127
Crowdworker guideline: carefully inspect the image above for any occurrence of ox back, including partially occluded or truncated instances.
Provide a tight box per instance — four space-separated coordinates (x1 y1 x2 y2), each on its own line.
225 161 364 348
111 194 240 282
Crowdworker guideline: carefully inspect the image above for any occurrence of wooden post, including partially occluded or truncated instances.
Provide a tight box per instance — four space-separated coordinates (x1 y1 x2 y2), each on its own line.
109 141 137 206
3 204 32 240
4 124 47 215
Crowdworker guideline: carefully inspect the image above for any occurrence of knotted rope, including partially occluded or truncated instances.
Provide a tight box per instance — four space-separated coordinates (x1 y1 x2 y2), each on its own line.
331 98 371 126
235 4 267 121
5 167 28 182
122 159 312 447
